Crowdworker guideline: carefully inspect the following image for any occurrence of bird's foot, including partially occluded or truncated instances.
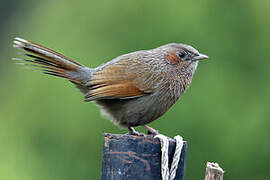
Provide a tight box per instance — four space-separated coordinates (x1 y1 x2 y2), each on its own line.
143 125 159 136
127 127 146 136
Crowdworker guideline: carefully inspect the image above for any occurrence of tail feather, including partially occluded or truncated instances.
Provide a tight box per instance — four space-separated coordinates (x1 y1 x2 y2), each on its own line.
13 37 86 85
13 37 81 70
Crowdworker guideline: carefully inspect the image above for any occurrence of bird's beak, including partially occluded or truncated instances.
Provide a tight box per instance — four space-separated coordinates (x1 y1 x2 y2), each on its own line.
193 53 208 61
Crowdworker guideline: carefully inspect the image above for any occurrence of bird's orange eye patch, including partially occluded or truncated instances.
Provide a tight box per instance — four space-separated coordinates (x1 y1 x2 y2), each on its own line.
166 52 180 65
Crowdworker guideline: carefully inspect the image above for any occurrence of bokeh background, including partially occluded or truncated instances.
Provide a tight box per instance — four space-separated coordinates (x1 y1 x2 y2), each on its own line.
1 0 270 179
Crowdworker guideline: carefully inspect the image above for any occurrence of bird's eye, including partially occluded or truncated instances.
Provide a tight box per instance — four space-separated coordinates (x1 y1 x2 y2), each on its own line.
178 52 186 59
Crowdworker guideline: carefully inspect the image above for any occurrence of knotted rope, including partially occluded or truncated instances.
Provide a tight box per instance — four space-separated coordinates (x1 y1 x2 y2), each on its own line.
155 135 184 180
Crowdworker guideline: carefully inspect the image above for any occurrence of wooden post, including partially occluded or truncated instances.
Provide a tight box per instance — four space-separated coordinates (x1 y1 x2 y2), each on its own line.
101 133 187 180
204 162 224 180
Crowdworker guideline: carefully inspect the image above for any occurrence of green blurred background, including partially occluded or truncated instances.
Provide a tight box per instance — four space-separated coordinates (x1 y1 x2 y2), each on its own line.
1 0 270 179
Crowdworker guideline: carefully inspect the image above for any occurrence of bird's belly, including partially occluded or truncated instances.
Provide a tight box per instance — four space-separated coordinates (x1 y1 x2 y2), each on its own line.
95 93 176 128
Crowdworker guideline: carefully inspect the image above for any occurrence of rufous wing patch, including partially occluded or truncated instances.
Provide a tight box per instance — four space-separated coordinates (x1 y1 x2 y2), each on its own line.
86 82 145 99
90 65 129 85
84 64 153 101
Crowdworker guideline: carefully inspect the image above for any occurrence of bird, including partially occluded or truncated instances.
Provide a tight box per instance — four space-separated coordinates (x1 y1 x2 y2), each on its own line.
13 37 208 135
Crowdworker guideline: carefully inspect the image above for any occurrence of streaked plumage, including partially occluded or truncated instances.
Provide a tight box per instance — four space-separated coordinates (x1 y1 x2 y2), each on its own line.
13 37 208 135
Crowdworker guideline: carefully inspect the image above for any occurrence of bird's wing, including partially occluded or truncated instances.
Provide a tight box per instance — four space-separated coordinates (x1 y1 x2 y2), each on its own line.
84 57 155 101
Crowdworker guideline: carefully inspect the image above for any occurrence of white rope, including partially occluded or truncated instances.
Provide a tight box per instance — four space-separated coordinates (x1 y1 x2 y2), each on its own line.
155 134 184 180
169 135 183 180
155 134 170 180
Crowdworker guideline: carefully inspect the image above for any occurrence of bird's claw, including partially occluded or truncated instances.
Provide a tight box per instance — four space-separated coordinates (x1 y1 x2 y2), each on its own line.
143 125 159 136
127 127 146 136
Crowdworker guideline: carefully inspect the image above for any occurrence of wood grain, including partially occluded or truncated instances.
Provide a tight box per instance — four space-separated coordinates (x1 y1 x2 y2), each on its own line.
101 133 187 180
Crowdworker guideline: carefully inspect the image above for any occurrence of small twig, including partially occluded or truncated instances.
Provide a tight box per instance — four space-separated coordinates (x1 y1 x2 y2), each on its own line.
205 162 224 180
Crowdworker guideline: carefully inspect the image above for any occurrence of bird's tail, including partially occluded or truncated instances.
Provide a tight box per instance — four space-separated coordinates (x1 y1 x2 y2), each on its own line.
13 37 91 85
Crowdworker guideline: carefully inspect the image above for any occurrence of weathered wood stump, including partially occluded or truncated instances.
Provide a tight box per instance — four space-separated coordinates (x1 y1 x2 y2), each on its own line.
205 162 224 180
101 133 187 180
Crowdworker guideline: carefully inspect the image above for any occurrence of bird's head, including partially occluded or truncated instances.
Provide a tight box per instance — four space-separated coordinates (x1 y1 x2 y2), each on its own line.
156 43 208 75
162 43 208 63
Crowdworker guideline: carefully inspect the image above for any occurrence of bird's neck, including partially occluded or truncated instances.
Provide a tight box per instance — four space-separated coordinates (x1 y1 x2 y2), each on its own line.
179 61 198 93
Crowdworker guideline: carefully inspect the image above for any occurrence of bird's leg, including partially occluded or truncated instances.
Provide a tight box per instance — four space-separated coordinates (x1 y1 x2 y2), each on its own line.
143 125 159 135
128 126 146 136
